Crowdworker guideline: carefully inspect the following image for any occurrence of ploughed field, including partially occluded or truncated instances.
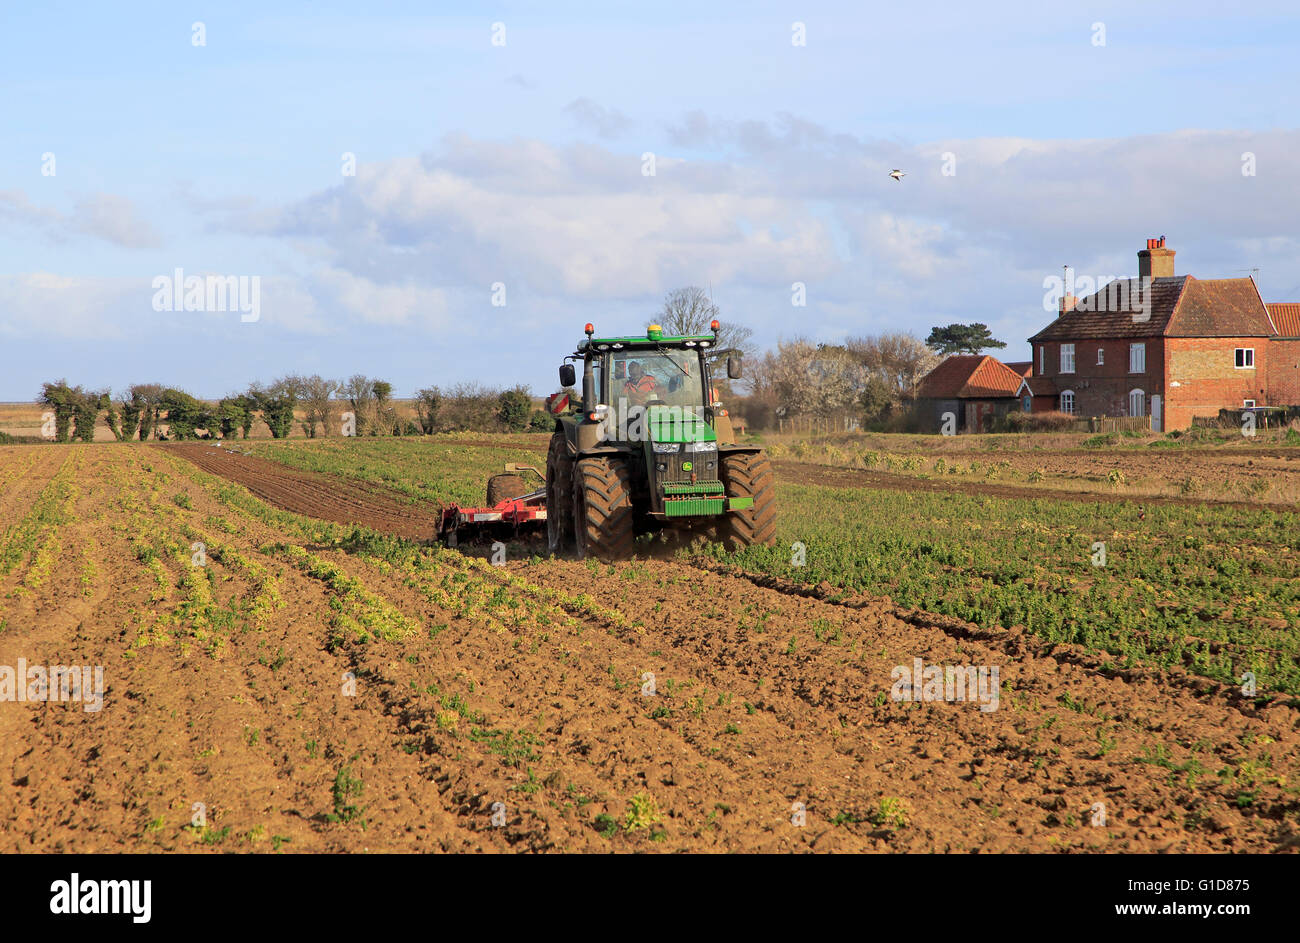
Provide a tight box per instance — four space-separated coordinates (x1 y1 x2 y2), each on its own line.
0 439 1298 852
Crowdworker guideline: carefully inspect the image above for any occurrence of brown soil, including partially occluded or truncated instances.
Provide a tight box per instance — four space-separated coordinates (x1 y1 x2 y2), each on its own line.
165 443 446 540
2 443 1297 853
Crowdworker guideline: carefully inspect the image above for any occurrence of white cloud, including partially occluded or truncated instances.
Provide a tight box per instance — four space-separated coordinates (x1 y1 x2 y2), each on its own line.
192 118 1300 354
0 190 159 248
564 98 631 139
0 272 140 340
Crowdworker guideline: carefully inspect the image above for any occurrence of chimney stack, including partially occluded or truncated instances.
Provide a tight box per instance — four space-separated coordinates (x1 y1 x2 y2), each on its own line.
1138 235 1175 281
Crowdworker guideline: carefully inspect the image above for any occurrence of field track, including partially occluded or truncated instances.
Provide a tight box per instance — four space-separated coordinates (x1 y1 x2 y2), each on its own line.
123 443 1300 852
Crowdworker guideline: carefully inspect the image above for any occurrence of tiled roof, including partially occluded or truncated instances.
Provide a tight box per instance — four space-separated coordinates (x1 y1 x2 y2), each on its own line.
917 355 1024 399
1169 278 1273 336
1029 277 1185 341
1267 303 1300 337
1019 376 1058 396
1004 361 1032 377
1029 276 1273 341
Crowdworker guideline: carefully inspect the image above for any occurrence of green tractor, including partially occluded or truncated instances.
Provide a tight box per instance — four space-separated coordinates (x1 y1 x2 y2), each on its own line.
545 320 776 560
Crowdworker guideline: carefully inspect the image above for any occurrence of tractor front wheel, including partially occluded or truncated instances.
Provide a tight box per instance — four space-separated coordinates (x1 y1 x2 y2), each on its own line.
546 433 575 555
717 452 777 551
573 455 635 561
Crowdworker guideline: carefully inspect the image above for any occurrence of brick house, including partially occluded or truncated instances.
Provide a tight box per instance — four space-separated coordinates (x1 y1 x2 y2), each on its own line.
1266 304 1300 405
915 354 1025 432
1025 237 1286 431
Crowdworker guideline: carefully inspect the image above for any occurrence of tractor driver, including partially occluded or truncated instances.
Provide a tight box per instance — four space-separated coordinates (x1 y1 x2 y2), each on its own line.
622 361 658 405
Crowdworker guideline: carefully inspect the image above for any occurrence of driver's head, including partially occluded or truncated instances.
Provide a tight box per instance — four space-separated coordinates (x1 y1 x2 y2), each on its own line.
627 362 644 380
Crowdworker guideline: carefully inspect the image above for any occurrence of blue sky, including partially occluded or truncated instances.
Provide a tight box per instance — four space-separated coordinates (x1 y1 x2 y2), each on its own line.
3 1 1300 398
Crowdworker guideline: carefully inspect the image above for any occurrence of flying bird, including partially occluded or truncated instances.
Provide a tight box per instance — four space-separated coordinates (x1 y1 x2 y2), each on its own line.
889 169 906 181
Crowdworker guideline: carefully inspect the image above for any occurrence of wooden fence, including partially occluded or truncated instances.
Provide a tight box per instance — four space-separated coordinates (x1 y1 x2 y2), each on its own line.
775 415 861 435
1086 415 1151 434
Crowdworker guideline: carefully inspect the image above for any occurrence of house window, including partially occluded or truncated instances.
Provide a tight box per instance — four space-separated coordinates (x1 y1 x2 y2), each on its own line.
1129 388 1145 417
1129 343 1145 373
1235 348 1255 368
1060 344 1075 374
1243 399 1256 408
1038 346 1045 375
1060 390 1075 415
1096 347 1105 366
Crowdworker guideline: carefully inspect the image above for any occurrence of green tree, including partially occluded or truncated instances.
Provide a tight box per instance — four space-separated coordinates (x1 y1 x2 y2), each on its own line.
496 387 532 432
217 395 252 439
39 380 81 442
925 323 1006 356
156 388 211 440
414 387 441 434
71 390 100 442
528 409 554 432
249 380 297 439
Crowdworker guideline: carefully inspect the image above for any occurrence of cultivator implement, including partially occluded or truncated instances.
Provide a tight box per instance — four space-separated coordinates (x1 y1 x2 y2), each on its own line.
439 464 548 547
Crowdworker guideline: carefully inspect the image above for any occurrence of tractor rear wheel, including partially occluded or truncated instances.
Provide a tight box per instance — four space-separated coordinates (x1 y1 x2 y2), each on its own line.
546 433 575 554
573 455 635 561
717 452 777 551
487 473 527 506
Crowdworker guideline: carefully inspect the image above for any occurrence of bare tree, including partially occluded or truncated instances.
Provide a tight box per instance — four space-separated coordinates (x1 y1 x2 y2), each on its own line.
658 286 754 359
341 375 378 436
847 333 939 398
297 375 341 437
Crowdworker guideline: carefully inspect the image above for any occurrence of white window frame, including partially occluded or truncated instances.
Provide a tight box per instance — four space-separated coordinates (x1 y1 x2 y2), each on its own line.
1129 388 1145 417
1060 343 1075 374
1059 390 1076 415
1243 399 1256 408
1038 346 1045 375
1129 342 1145 374
1096 347 1105 366
1235 347 1255 369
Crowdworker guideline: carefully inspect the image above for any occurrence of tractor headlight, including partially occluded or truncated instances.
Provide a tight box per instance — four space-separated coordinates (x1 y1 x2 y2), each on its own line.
652 442 680 453
688 441 717 452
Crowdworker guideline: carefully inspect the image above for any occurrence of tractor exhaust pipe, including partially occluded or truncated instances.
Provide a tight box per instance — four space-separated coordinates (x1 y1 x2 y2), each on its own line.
582 356 595 415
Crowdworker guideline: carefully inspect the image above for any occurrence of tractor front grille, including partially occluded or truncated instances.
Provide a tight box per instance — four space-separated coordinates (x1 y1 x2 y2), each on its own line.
662 480 725 517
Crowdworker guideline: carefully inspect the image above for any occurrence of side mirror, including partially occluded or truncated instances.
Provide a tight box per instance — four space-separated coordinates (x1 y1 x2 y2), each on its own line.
559 363 576 387
727 356 742 380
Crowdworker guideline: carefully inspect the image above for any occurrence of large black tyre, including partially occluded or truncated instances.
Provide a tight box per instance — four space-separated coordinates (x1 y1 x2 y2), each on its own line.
487 473 527 506
573 456 635 561
546 433 574 554
717 452 777 551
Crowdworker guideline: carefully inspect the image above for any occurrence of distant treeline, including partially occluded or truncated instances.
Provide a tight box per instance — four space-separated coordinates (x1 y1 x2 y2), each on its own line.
36 376 555 442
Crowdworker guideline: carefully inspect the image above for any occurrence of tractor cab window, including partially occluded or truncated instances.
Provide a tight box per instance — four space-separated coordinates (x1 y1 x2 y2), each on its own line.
610 350 702 410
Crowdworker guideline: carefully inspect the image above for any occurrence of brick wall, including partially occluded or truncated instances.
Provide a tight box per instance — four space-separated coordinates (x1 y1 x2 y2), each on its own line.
1164 337 1267 430
1033 338 1164 422
1266 338 1300 405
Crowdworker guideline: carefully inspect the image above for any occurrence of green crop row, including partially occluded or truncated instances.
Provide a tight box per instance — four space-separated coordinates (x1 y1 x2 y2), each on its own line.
703 483 1300 695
